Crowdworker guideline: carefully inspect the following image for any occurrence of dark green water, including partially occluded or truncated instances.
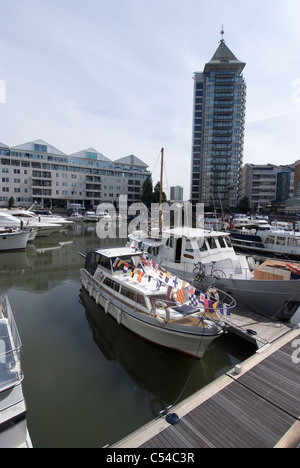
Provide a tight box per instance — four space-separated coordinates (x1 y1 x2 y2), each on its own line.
0 224 255 448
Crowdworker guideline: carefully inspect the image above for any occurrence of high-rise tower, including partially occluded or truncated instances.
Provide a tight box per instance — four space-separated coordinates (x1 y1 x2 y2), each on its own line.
190 31 246 208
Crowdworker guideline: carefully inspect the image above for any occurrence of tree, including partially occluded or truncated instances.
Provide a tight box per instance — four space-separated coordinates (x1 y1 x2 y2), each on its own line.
153 182 167 204
238 196 250 214
141 177 153 208
8 197 15 209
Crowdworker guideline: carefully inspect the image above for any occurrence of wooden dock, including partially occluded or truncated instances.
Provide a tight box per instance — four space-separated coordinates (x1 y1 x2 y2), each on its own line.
112 327 300 449
222 306 292 349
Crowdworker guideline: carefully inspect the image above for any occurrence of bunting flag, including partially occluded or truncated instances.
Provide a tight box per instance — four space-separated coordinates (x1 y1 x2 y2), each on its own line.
176 289 185 304
165 272 171 284
141 256 148 265
148 275 153 283
112 258 120 271
159 270 165 280
154 263 159 273
123 263 129 275
219 303 231 316
156 280 162 290
130 267 137 278
172 276 179 288
181 281 187 290
137 271 144 283
204 298 213 313
166 286 174 299
189 295 199 307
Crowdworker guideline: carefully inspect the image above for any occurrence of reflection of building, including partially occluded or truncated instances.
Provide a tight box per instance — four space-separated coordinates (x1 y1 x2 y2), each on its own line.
241 163 294 211
191 31 246 208
170 186 183 202
0 140 151 208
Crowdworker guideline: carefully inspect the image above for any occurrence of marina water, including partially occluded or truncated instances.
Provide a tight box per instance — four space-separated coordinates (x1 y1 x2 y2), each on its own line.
0 224 255 448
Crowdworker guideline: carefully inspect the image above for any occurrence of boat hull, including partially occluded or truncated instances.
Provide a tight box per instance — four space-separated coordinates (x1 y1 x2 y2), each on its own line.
0 231 30 252
80 271 222 359
198 275 300 320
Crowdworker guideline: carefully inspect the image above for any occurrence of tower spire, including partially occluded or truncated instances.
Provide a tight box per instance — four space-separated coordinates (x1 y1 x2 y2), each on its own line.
220 25 225 43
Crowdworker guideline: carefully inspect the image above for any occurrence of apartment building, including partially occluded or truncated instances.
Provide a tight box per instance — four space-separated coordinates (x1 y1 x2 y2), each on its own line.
190 33 246 208
241 163 294 211
0 140 151 209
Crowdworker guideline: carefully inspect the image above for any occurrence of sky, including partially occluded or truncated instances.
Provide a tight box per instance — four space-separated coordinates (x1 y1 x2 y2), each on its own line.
0 0 300 199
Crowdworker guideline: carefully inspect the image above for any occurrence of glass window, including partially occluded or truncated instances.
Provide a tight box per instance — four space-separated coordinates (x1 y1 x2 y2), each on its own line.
99 256 111 270
218 237 226 248
207 237 217 250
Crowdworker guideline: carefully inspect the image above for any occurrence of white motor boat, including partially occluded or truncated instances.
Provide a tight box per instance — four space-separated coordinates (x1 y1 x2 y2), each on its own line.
0 296 32 448
128 227 300 320
83 211 99 223
5 210 62 237
0 229 30 252
80 247 232 358
0 212 37 242
229 217 300 259
69 211 83 222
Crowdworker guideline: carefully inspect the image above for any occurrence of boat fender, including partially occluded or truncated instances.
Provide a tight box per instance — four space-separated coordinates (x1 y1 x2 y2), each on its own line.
117 309 122 325
247 257 256 271
206 287 220 308
95 292 101 304
105 300 111 314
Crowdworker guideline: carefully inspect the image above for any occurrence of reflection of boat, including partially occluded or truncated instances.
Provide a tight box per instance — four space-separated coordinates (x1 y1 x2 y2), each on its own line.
0 229 30 252
80 247 230 358
0 296 32 448
128 227 300 320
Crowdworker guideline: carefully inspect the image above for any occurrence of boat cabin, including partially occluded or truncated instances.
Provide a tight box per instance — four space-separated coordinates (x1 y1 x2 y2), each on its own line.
128 228 237 268
84 247 144 277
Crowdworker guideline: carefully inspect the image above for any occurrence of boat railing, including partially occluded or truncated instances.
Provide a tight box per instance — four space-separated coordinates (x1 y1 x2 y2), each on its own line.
0 296 23 392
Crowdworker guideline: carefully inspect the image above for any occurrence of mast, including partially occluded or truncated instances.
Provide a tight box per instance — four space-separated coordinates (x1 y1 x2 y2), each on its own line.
159 148 164 235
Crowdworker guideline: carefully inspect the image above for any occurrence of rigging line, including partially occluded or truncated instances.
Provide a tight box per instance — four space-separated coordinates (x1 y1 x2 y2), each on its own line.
166 150 191 178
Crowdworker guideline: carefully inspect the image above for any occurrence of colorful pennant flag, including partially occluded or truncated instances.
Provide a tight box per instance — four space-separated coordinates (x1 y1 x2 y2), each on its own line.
112 258 120 271
130 267 137 278
165 272 171 284
176 289 185 304
172 276 179 288
123 263 129 275
166 286 174 299
137 271 144 283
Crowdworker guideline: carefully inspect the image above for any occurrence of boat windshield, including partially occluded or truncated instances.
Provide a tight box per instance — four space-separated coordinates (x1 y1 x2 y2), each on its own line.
0 297 23 392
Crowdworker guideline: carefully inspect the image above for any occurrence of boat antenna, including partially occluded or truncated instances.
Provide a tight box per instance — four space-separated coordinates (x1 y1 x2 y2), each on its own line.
159 148 164 236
